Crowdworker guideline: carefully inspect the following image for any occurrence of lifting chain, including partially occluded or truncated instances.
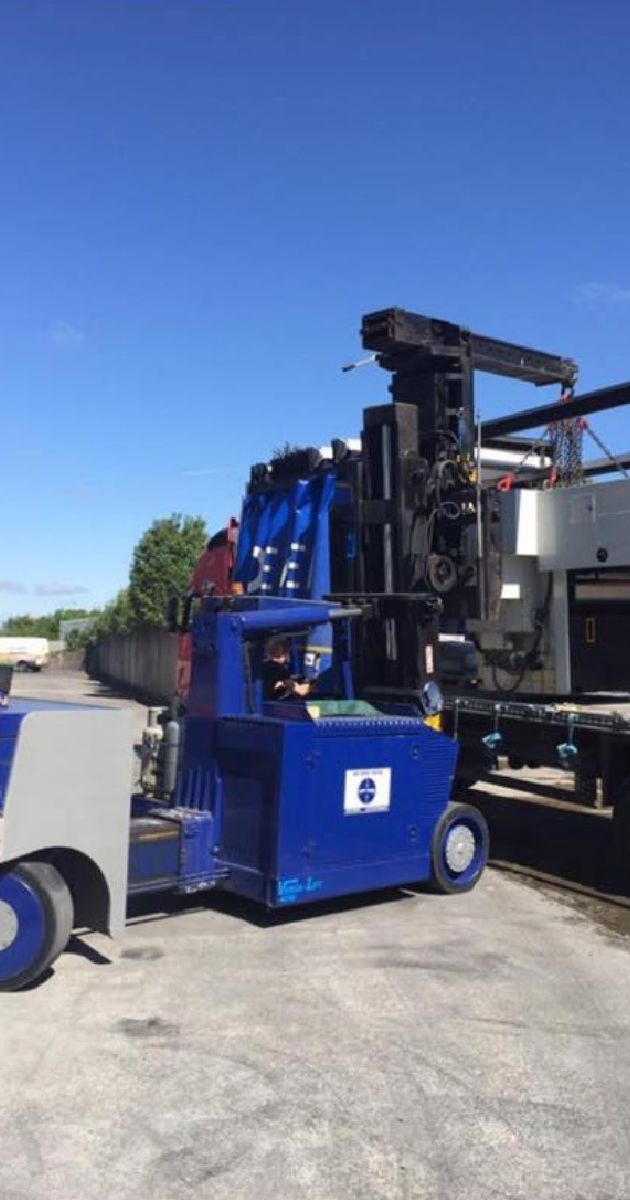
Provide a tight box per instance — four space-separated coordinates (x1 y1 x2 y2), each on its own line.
579 419 630 481
496 433 552 493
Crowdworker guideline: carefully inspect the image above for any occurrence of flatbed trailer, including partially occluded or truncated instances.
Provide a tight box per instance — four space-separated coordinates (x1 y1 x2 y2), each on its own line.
443 693 630 825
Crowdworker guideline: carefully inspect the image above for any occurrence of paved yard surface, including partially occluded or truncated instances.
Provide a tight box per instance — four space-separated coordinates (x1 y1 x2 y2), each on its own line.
2 672 630 1200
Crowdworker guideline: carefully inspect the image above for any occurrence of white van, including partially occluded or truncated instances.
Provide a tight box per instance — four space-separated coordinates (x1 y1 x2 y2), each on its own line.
0 637 48 672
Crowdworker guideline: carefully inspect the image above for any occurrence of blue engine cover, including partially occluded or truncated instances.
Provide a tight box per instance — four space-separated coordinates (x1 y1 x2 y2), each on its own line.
214 709 457 906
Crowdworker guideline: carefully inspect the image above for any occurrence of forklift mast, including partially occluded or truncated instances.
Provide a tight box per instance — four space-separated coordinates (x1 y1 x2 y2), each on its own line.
232 308 577 702
358 308 576 626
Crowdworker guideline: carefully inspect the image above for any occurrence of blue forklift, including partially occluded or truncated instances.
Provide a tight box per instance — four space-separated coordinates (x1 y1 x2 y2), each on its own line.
0 595 488 991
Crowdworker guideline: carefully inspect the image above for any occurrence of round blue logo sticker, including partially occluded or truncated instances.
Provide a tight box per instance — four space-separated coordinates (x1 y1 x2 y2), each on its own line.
358 777 377 805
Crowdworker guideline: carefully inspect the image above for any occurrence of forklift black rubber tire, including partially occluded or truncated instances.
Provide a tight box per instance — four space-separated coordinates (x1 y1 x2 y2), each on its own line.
451 777 478 801
428 802 489 894
0 861 74 992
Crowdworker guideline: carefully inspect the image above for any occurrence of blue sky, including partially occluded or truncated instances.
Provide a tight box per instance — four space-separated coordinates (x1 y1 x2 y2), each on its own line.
2 0 629 619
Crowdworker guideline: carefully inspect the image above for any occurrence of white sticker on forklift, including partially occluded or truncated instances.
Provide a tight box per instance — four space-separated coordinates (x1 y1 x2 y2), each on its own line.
344 768 391 814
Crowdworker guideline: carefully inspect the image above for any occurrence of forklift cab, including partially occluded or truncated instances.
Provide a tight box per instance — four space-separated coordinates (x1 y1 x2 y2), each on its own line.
185 594 443 726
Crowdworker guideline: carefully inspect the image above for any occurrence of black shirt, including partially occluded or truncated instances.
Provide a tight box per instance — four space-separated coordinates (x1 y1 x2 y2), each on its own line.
262 659 291 701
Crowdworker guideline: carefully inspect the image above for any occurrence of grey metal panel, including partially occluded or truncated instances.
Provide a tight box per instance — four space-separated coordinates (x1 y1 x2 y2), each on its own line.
551 571 572 693
537 479 630 570
499 490 539 556
0 708 133 936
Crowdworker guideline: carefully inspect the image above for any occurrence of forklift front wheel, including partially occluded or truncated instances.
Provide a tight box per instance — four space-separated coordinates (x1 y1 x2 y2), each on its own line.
429 802 489 894
0 861 74 992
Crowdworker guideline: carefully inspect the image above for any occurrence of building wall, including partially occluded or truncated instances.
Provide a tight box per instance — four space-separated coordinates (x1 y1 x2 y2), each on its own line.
87 629 178 703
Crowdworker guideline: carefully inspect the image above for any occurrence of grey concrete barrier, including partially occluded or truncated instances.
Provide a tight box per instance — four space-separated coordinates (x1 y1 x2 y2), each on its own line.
48 650 85 671
87 629 178 704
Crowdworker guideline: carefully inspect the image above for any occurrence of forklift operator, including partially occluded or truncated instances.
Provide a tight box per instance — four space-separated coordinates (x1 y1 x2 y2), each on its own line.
262 636 312 701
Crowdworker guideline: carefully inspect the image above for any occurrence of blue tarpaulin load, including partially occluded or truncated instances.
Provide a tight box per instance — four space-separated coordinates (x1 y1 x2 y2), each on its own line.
233 473 339 599
233 472 346 674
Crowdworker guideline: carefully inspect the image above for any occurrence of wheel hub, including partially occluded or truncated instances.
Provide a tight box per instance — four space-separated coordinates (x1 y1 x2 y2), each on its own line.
0 900 19 951
444 824 476 873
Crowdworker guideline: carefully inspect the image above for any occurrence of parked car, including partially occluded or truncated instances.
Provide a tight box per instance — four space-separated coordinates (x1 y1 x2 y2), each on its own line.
0 637 48 672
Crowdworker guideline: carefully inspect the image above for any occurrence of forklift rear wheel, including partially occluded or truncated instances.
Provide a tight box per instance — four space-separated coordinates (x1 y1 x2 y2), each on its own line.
0 861 74 992
429 802 489 894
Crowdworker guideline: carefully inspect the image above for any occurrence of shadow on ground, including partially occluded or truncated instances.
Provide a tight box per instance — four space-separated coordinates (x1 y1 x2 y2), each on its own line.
472 787 628 898
126 879 412 930
85 678 157 705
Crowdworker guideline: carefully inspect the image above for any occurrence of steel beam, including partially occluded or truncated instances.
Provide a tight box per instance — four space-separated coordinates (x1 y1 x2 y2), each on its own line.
482 381 630 439
361 308 577 387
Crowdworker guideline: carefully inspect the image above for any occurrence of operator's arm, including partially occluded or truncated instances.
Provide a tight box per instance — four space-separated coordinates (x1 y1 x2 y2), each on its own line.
290 680 312 698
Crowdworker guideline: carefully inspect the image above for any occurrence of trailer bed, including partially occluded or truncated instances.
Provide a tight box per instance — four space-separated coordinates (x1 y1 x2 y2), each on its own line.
443 692 630 812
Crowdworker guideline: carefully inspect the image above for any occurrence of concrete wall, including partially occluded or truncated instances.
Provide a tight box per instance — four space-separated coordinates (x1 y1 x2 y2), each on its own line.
87 629 178 704
48 649 85 671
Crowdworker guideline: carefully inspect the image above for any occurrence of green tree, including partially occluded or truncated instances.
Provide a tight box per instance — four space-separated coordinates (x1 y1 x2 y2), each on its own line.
0 613 49 637
1 607 101 639
66 626 92 651
128 514 207 628
89 590 133 639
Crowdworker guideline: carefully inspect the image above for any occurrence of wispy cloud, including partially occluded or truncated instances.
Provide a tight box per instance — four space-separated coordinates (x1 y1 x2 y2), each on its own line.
35 582 90 597
182 466 240 478
0 580 26 594
45 320 87 348
573 282 630 306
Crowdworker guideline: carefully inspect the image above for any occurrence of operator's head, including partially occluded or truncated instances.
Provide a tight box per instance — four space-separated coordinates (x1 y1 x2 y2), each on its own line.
265 636 290 663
